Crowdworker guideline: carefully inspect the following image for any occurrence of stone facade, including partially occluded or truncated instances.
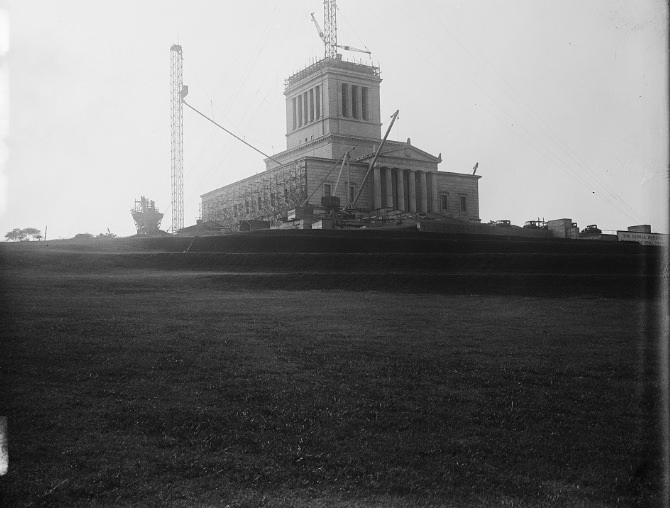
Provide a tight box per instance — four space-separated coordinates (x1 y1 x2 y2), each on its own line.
201 54 481 227
284 57 382 149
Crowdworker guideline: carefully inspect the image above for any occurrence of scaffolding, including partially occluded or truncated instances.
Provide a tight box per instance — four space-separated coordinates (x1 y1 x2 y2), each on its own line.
131 197 164 235
201 162 307 230
285 57 379 92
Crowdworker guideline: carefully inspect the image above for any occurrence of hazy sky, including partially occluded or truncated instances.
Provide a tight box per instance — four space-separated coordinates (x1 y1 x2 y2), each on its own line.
2 0 668 239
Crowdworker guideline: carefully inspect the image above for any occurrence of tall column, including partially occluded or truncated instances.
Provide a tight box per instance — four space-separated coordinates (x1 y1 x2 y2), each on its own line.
373 165 382 210
408 170 416 213
396 169 406 211
419 171 428 213
430 172 439 213
384 168 394 209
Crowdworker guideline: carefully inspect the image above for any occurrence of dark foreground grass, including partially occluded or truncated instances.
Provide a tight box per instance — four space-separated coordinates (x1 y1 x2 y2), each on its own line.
0 250 667 506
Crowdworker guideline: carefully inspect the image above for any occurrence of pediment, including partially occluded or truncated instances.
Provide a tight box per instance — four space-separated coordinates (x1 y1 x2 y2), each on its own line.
397 145 439 162
371 142 441 166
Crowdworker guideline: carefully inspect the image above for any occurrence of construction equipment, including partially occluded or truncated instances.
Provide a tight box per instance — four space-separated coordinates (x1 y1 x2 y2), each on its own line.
490 220 511 227
131 197 164 235
580 224 602 236
351 110 400 208
311 0 371 59
524 219 548 229
170 44 186 233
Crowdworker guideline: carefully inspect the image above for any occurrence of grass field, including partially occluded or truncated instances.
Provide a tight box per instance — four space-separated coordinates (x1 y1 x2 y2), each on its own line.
0 234 667 506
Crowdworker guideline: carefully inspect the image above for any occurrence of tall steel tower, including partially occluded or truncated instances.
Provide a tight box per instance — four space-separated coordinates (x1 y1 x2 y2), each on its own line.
312 1 370 59
170 44 186 233
323 0 337 60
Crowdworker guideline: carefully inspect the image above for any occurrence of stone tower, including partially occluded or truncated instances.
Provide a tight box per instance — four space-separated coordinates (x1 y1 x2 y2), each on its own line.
284 56 382 153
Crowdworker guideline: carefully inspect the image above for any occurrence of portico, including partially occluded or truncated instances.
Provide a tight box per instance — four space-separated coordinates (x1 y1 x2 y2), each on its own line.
371 167 439 213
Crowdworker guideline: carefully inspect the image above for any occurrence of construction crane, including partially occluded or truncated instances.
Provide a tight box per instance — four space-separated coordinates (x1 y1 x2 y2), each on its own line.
170 44 187 233
352 110 400 208
311 0 371 59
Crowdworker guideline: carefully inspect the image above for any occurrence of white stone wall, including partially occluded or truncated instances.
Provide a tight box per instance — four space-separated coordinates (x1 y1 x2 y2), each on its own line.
284 59 382 150
435 173 481 221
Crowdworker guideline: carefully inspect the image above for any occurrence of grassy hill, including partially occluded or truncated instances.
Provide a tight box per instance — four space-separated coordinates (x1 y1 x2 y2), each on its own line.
0 231 667 506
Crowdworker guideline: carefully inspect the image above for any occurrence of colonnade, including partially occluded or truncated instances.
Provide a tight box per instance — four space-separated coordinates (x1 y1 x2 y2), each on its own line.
371 167 440 213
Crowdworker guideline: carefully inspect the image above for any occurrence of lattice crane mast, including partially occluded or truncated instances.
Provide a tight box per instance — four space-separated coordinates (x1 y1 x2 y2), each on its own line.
170 44 188 233
311 0 370 59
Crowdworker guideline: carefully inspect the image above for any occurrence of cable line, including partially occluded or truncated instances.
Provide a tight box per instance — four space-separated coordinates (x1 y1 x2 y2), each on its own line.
389 0 641 223
183 99 284 167
432 3 638 218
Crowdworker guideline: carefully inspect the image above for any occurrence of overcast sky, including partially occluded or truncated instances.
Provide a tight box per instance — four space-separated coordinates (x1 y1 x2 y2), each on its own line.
1 0 668 239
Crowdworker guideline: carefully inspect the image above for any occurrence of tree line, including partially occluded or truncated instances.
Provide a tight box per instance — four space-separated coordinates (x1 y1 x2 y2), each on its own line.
4 228 43 242
4 228 118 241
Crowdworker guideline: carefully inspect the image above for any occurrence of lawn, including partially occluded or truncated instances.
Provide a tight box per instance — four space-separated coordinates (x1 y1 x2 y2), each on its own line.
0 238 666 506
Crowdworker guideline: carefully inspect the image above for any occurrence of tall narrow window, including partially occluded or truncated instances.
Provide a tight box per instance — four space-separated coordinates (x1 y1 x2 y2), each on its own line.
315 86 321 119
341 83 348 117
362 87 369 120
297 96 303 127
292 98 297 130
309 89 314 122
351 85 359 119
323 183 332 197
303 91 309 125
349 184 356 203
440 194 448 210
460 196 467 213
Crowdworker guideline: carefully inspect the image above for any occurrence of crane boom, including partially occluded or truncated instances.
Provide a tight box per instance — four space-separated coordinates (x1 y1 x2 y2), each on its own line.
337 44 371 55
311 0 371 59
323 0 337 59
351 110 400 208
310 12 325 42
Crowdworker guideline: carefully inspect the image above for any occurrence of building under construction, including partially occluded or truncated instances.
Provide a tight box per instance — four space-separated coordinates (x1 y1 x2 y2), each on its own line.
200 3 481 230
